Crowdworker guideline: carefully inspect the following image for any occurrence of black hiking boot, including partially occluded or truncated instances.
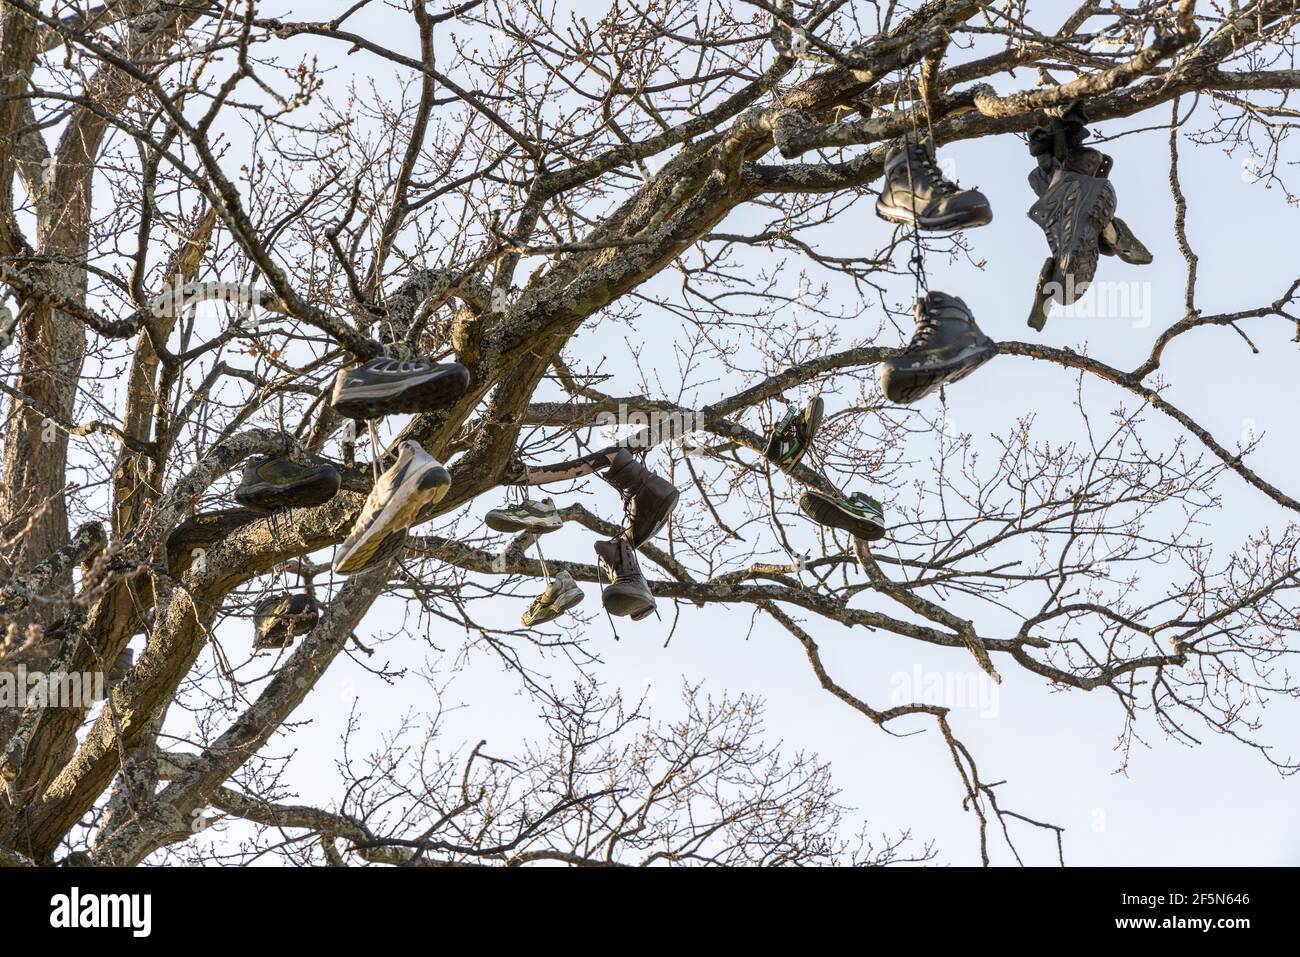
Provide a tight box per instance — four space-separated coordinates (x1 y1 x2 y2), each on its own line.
880 291 997 404
876 136 992 231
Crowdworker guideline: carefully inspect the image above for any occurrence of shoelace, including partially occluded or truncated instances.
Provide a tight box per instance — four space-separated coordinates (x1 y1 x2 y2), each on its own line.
903 307 940 352
914 150 959 196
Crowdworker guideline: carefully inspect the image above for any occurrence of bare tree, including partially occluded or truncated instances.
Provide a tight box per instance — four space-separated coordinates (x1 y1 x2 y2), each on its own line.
1 0 1298 867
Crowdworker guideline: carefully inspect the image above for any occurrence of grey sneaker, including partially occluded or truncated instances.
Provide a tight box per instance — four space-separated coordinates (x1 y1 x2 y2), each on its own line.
334 440 450 574
521 570 585 626
253 593 322 649
593 537 655 620
880 291 997 404
876 136 992 231
485 497 563 534
331 357 470 420
799 489 886 542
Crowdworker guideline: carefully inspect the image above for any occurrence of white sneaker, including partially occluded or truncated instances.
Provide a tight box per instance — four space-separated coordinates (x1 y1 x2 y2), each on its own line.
334 440 450 574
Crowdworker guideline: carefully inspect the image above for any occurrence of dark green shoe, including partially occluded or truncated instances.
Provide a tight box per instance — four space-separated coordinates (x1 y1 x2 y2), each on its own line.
253 593 322 649
765 396 824 471
235 456 341 513
799 489 886 542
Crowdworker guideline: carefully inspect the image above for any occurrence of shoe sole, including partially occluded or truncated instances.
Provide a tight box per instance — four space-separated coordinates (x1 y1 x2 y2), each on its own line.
604 589 656 619
629 486 679 548
876 198 993 231
235 470 341 512
332 365 470 420
334 462 450 574
882 339 998 404
484 512 564 534
1029 176 1115 303
800 492 886 543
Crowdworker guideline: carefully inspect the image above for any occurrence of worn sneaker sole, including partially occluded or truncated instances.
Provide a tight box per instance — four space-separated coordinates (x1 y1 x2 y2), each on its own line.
333 462 450 574
799 490 886 543
881 339 998 404
485 511 564 534
522 584 585 626
876 197 993 231
332 363 471 420
235 468 341 513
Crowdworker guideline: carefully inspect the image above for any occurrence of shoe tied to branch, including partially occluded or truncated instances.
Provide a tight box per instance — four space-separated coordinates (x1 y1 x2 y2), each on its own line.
253 593 322 649
593 537 655 620
601 449 679 549
334 440 450 575
765 396 824 472
521 569 585 626
1028 148 1151 267
799 489 886 543
331 356 471 420
1027 148 1117 307
880 291 997 404
485 497 564 534
876 136 993 231
235 456 341 513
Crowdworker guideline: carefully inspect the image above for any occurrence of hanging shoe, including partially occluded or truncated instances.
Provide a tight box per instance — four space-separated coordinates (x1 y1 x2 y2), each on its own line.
234 456 341 512
601 449 679 549
593 537 656 619
521 569 585 626
253 593 322 649
334 440 450 574
1099 217 1153 265
880 291 997 404
331 357 470 420
876 136 992 231
799 489 886 542
485 497 564 534
765 396 824 472
1028 147 1152 269
1027 148 1117 307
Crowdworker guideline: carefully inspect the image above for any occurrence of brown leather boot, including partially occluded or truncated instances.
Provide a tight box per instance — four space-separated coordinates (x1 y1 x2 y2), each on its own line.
600 449 679 548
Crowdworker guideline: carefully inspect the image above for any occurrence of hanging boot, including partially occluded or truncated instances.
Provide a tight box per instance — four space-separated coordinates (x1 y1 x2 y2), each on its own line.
880 291 997 404
600 449 679 549
876 135 993 231
594 537 656 620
